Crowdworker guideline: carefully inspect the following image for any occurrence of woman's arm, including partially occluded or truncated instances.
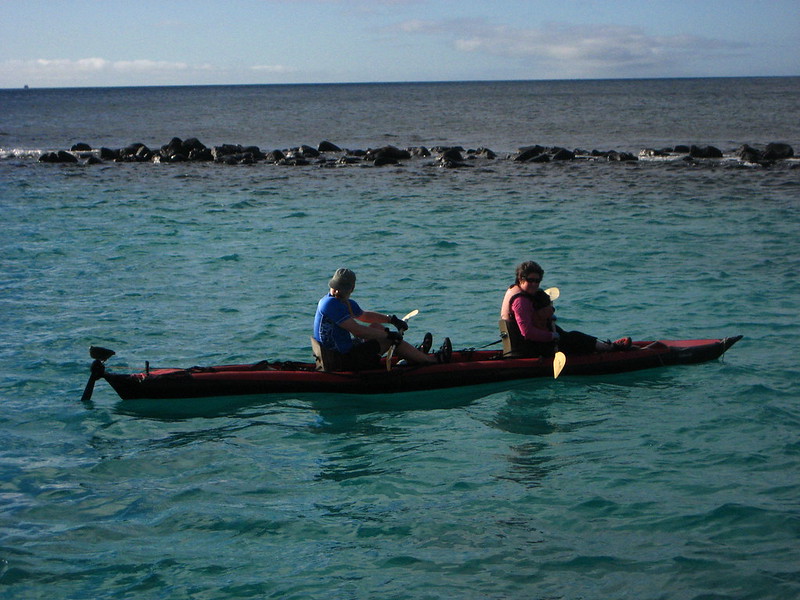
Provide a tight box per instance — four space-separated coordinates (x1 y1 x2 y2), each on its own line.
512 296 557 342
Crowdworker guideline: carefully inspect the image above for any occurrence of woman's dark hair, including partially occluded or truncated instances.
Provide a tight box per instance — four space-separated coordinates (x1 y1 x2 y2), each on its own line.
515 261 544 284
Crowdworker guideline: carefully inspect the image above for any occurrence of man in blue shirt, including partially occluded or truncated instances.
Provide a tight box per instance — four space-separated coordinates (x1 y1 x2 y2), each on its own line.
313 268 450 370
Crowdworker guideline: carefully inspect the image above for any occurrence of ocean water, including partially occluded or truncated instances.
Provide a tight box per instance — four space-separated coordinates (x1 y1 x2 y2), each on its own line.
1 78 799 599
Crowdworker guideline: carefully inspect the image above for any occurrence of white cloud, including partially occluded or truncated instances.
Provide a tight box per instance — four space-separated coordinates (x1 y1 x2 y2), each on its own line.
5 57 189 78
398 19 748 77
33 57 110 71
1 57 239 86
0 56 309 87
113 60 189 72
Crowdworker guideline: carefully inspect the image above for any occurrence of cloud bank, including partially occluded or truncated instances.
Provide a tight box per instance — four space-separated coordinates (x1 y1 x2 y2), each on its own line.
399 19 748 78
1 58 294 87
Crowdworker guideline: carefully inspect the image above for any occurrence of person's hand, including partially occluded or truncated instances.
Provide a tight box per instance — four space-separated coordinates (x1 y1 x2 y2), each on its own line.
389 315 409 331
531 289 552 309
386 331 404 345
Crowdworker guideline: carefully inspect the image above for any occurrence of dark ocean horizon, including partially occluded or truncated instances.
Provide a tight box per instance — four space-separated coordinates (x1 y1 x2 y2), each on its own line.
3 76 799 155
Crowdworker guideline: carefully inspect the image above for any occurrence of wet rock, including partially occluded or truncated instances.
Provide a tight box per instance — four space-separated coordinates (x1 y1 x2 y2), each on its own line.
183 137 207 153
242 146 266 160
136 145 153 161
39 150 78 163
99 147 119 160
373 155 399 167
639 148 671 158
318 141 342 152
437 157 472 168
736 144 764 163
160 137 184 158
159 137 210 161
606 151 638 162
551 148 575 161
438 147 464 162
513 145 546 162
188 147 213 161
118 143 152 161
764 142 794 160
277 157 310 166
689 145 722 158
218 155 240 165
365 145 411 163
37 135 797 172
264 150 286 163
212 144 243 160
282 146 317 160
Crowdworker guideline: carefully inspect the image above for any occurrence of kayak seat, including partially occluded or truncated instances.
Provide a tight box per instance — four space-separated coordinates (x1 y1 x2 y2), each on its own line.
310 337 345 372
499 319 527 358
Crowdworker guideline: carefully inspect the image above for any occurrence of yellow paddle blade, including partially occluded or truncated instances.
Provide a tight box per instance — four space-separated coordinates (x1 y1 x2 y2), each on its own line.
402 309 419 321
553 351 566 379
545 287 560 301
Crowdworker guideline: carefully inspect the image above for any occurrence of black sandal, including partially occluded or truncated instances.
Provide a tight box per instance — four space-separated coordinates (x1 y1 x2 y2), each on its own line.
417 332 433 354
435 337 452 364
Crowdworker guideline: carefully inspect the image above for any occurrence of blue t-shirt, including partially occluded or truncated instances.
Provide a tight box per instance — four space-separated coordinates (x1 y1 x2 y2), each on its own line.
313 293 364 353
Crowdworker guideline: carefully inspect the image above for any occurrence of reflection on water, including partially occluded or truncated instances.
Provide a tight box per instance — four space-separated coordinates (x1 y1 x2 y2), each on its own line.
110 382 489 421
503 441 558 488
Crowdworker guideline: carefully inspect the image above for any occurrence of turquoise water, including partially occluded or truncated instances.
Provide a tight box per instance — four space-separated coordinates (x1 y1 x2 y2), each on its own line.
2 80 800 599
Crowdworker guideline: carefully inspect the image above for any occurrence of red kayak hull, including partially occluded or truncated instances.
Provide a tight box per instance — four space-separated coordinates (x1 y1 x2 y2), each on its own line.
99 336 742 401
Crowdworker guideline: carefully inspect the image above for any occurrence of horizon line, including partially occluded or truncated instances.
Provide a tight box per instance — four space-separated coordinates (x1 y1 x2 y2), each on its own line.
4 74 798 92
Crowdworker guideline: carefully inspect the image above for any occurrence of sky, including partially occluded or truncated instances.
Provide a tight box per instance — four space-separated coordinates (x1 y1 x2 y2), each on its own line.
1 0 798 88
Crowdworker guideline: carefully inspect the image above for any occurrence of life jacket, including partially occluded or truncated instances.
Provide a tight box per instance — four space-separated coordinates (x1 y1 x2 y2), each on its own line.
505 291 555 332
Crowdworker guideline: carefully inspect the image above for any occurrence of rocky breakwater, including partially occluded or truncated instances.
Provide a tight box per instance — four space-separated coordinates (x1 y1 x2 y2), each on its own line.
638 142 795 166
36 137 796 168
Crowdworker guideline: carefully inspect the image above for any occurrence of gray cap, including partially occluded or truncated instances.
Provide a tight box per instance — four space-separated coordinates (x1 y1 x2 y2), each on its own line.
328 268 356 291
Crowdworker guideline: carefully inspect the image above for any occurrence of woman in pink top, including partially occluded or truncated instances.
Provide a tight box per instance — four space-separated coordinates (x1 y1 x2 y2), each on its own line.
500 261 630 356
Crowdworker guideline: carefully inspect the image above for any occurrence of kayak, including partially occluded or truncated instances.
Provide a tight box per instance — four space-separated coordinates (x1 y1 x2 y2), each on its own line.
84 336 742 401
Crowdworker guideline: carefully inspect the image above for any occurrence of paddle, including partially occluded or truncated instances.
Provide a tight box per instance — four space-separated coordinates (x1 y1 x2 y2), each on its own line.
546 289 566 378
553 349 567 379
81 346 115 402
386 310 418 371
400 309 419 321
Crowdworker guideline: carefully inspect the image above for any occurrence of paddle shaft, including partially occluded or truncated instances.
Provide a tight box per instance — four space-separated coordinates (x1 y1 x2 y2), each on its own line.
386 310 419 370
551 317 566 379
